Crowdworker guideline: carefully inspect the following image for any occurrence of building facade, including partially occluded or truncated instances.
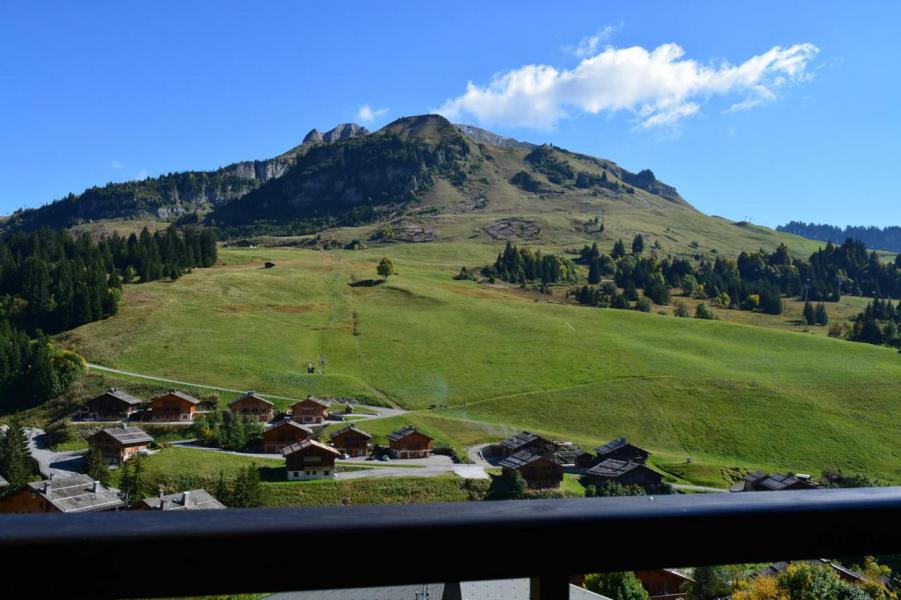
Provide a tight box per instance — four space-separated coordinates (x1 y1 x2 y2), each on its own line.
150 390 199 422
282 439 342 480
290 397 331 424
262 420 313 454
387 427 433 459
329 425 373 457
229 392 274 423
87 426 154 465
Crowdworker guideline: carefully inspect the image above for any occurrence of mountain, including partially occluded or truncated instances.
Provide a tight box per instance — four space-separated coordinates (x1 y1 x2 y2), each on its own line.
454 123 535 150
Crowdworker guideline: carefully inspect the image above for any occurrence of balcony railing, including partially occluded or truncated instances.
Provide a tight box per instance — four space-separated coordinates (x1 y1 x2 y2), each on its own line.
1 487 900 599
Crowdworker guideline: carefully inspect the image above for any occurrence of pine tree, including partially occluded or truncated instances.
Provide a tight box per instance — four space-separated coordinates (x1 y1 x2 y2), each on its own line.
588 257 602 285
632 234 645 255
803 301 816 325
83 447 111 485
612 239 627 260
231 464 263 508
815 303 829 326
0 414 34 492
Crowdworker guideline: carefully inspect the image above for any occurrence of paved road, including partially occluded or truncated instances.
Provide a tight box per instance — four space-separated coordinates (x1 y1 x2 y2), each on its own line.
25 428 86 478
86 363 406 420
671 483 728 493
466 443 495 466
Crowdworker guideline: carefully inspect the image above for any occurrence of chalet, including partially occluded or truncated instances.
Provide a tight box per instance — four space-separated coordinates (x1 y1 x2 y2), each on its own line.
83 387 143 420
262 419 313 453
150 390 199 422
0 474 122 514
87 426 154 465
138 489 226 511
499 451 564 489
386 426 433 459
290 396 331 424
329 425 373 457
593 437 650 465
586 459 663 491
730 471 819 492
229 391 274 422
494 431 557 459
635 569 694 599
282 439 342 480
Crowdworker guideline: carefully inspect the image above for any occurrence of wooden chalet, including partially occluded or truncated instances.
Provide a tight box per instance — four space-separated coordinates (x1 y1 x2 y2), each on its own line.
290 396 331 424
329 425 373 457
138 489 226 511
87 426 154 465
499 451 564 489
586 458 663 491
635 569 694 599
83 387 143 420
730 471 819 492
386 426 433 459
593 437 650 465
229 391 274 422
262 419 313 454
150 390 199 422
0 474 122 514
493 431 557 459
282 439 342 480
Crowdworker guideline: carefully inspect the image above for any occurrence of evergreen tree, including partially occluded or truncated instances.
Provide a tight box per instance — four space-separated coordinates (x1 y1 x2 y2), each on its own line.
230 464 264 508
612 239 627 260
0 414 34 492
120 456 148 506
803 301 816 325
588 257 602 285
584 572 649 600
83 447 111 485
686 566 733 600
632 234 645 255
377 256 395 280
815 303 829 326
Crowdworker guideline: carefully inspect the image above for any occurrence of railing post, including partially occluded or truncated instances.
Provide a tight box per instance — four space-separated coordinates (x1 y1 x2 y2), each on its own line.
530 574 570 600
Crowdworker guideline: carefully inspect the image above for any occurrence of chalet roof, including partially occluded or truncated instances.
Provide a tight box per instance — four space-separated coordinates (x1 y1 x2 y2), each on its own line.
0 474 8 488
292 396 331 409
156 390 200 405
498 431 552 451
595 437 645 456
329 425 373 440
281 438 342 458
26 474 123 513
94 387 143 406
499 450 564 470
140 489 226 511
386 426 432 443
229 391 274 407
740 471 818 491
264 420 313 435
91 426 154 446
587 458 646 478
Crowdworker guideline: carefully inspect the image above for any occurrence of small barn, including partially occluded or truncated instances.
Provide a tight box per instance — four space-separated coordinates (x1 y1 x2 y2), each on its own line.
290 396 331 424
150 390 199 422
139 489 226 511
262 419 313 454
386 426 433 459
593 437 650 465
87 426 154 465
329 425 373 457
499 451 564 489
282 439 342 481
229 391 274 423
730 471 819 492
83 387 143 420
586 459 663 491
493 431 557 459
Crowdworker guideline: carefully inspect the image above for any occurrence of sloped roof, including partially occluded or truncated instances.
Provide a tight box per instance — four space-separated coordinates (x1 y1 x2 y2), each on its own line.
587 458 646 478
26 474 123 513
0 474 8 488
292 396 331 409
140 489 226 511
229 391 274 407
329 425 372 440
93 387 143 406
386 426 432 442
499 450 563 470
498 431 552 451
595 437 647 456
264 420 313 435
155 390 200 405
741 471 818 491
281 438 342 458
92 426 154 446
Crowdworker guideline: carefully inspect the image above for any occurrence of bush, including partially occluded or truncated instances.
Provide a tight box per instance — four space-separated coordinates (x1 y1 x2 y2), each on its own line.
635 298 653 313
673 301 690 318
695 303 716 320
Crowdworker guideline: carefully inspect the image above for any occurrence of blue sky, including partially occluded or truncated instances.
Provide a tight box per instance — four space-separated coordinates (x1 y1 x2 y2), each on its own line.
2 1 899 227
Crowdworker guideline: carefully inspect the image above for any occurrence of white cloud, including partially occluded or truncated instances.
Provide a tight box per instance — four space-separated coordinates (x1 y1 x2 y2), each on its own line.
356 104 389 123
136 169 148 180
438 42 819 130
565 24 619 58
109 161 125 170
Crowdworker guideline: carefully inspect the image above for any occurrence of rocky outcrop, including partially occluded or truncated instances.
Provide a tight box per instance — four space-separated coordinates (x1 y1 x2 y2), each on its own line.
321 123 369 143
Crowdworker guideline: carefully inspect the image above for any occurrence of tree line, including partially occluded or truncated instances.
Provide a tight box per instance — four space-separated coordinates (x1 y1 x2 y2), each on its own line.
481 241 578 286
779 221 901 253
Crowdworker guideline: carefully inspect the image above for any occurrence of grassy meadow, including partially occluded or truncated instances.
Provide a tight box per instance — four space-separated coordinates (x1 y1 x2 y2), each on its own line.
58 244 901 484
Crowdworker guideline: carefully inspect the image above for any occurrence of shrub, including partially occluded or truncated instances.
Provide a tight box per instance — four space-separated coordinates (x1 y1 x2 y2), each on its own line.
695 303 716 320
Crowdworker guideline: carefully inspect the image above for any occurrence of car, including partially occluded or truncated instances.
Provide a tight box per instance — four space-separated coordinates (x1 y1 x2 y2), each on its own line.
341 453 350 460
379 455 390 462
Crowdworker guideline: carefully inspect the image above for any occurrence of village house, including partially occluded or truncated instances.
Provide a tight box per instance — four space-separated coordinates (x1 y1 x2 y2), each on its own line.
229 391 275 422
329 425 373 457
593 437 650 465
586 458 663 491
0 474 122 514
730 471 819 492
150 390 200 422
83 387 143 420
262 419 313 454
290 396 331 424
87 425 154 465
499 451 565 489
138 489 226 511
635 569 694 599
493 431 557 459
282 439 342 481
386 426 433 459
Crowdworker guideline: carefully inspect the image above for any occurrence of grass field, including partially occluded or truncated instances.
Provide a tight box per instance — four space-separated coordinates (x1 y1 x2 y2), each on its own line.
58 244 901 484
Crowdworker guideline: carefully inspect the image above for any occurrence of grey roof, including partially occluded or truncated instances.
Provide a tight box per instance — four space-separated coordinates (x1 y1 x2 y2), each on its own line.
294 396 331 409
157 390 200 405
94 387 143 406
92 426 154 446
329 424 372 441
0 474 8 488
264 581 610 600
264 420 314 435
740 471 818 491
281 438 342 458
587 458 644 478
386 426 431 442
499 431 551 451
26 474 123 513
499 450 563 470
230 391 274 407
594 437 646 456
139 489 226 511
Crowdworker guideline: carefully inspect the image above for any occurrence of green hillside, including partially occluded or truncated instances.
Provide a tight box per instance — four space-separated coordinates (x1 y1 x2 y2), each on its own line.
58 245 901 482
